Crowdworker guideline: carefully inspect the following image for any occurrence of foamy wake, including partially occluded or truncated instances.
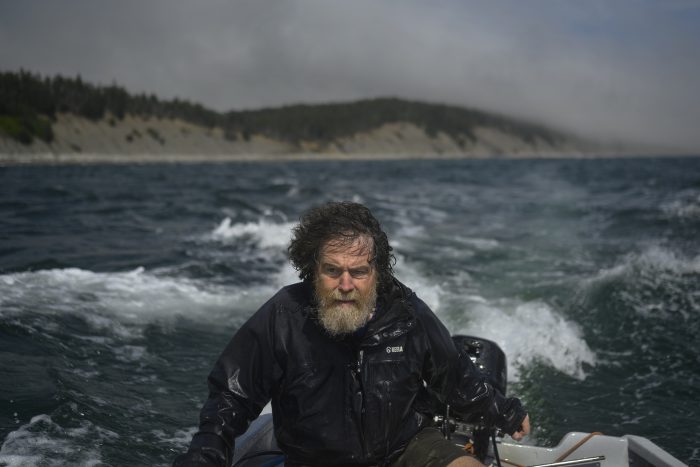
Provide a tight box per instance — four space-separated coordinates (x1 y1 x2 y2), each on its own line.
0 213 303 335
0 266 296 336
394 256 595 382
458 298 596 382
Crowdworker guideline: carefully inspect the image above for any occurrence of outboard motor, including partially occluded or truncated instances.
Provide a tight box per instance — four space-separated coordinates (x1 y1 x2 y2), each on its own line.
451 335 508 463
452 335 507 398
429 335 509 464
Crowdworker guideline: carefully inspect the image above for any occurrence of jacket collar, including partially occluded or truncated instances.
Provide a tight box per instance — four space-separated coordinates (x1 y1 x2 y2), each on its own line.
360 278 417 347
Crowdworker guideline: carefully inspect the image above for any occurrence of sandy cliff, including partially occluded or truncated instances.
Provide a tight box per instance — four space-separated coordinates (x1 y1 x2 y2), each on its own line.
0 113 597 164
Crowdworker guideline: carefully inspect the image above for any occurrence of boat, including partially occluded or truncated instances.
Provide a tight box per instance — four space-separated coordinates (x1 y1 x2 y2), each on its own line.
229 336 688 467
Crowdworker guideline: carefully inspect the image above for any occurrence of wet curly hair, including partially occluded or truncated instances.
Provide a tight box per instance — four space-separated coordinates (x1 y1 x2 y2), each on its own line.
288 202 395 290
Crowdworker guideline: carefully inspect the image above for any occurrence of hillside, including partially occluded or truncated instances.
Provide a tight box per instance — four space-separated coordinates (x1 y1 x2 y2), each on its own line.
0 70 601 163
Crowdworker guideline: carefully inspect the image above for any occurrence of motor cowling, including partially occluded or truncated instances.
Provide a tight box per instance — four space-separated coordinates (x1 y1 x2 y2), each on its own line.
447 335 509 463
452 335 507 398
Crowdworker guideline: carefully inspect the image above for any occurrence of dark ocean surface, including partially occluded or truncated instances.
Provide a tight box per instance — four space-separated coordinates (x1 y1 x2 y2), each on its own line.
0 157 698 466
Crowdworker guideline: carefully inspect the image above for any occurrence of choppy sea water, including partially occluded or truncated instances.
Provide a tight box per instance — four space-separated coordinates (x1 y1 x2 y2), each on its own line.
0 157 699 466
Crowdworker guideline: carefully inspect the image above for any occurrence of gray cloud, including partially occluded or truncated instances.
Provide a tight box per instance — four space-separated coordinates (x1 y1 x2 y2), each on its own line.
1 0 699 151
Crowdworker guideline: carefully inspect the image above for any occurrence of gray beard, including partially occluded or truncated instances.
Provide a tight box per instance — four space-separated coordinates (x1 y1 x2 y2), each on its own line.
314 280 378 337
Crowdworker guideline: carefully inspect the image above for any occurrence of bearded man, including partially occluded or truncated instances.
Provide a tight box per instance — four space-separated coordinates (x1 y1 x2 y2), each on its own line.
174 202 530 467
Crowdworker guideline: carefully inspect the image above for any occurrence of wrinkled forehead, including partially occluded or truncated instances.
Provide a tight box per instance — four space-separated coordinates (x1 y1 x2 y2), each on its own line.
320 234 374 260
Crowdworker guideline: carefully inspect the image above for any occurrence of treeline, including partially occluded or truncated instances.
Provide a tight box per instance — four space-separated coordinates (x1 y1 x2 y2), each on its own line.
0 70 221 144
1 69 567 147
231 99 566 148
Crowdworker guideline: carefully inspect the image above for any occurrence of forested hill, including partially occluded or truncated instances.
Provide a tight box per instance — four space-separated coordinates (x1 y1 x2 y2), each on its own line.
1 69 594 159
0 70 221 145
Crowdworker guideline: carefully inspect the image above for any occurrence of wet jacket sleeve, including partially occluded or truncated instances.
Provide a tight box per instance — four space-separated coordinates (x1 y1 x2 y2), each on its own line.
173 299 283 467
413 296 527 436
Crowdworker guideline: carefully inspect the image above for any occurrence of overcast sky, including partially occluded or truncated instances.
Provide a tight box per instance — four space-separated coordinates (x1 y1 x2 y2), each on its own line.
2 0 699 151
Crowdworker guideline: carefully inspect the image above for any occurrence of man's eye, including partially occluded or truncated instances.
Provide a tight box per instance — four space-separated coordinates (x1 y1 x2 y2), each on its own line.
322 265 370 278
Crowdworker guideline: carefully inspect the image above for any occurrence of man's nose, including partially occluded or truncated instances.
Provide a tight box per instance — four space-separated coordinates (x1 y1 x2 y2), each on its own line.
338 272 355 293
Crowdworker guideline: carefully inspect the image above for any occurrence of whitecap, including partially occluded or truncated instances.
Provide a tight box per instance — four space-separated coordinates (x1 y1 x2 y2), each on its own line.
394 253 443 312
0 414 116 467
590 246 700 283
0 267 270 335
585 246 700 319
457 298 596 382
112 345 148 362
209 217 294 249
633 246 700 274
455 237 500 250
394 254 595 382
151 426 198 449
661 191 700 220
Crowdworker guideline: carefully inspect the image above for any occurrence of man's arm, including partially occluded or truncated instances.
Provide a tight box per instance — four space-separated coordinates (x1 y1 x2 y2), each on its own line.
173 300 283 467
412 295 529 437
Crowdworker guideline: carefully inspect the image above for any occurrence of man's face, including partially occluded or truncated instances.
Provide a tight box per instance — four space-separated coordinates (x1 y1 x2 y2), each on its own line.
313 236 378 336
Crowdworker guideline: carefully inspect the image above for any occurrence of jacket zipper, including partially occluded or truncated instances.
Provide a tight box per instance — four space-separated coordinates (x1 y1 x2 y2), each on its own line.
355 348 369 460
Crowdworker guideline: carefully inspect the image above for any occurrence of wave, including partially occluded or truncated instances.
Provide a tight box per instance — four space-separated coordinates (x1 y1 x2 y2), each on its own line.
1 257 599 388
587 246 700 321
386 203 448 247
456 297 595 382
661 190 700 220
150 426 198 452
0 267 294 337
208 217 295 248
454 237 501 250
393 255 594 382
393 253 444 312
595 245 700 278
0 414 116 467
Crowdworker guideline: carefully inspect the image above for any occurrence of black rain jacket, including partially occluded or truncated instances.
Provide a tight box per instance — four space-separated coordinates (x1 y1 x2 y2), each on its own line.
175 280 526 466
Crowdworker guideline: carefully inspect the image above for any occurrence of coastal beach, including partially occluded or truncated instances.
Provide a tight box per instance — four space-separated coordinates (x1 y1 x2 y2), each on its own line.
0 111 602 166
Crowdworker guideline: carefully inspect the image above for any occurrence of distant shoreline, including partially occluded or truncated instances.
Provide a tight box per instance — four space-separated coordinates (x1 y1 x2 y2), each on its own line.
4 71 696 163
2 107 692 166
2 151 697 167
